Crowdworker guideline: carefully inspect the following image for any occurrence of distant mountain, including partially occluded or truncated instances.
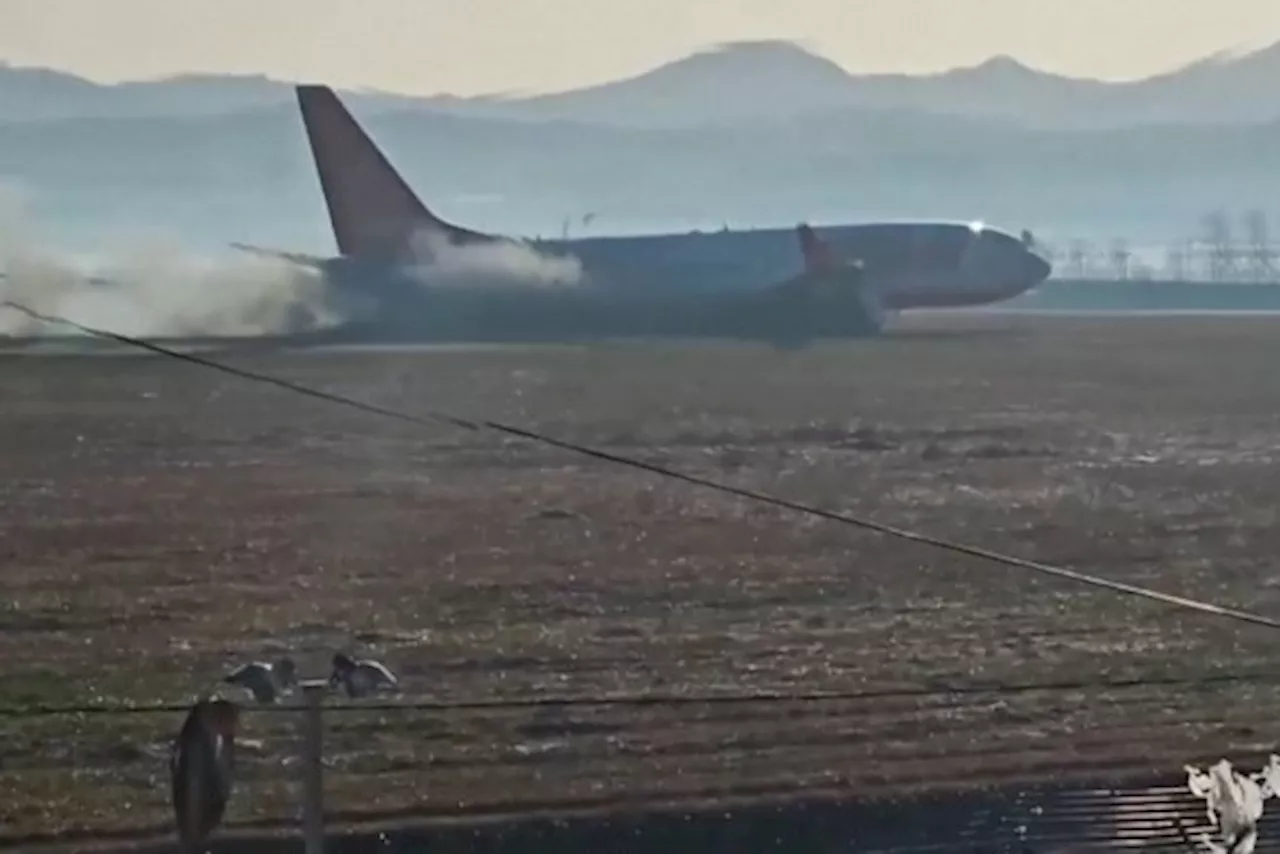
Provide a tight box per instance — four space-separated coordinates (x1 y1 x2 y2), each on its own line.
3 39 1280 129
0 64 414 122
494 40 1280 128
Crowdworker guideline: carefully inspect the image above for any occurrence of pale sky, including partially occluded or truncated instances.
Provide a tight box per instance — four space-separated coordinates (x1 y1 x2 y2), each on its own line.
3 0 1280 96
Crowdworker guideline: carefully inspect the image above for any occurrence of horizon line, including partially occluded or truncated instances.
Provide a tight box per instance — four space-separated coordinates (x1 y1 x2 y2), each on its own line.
0 36 1276 102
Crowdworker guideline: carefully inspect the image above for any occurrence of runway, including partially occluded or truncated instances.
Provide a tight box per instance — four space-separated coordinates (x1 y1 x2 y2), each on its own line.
9 304 1280 358
956 306 1280 318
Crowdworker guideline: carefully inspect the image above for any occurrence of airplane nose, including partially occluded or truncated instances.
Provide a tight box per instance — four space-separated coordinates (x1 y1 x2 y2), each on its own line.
1024 250 1051 284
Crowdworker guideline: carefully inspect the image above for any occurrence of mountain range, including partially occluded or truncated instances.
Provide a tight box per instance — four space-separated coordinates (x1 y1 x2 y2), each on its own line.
1 40 1278 253
2 39 1280 130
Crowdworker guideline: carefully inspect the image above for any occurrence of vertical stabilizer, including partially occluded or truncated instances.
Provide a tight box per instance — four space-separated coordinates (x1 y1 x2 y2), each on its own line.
295 85 485 263
796 223 838 274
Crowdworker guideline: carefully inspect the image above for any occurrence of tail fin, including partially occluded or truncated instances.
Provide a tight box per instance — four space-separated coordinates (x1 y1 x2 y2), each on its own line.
295 85 486 263
796 223 838 274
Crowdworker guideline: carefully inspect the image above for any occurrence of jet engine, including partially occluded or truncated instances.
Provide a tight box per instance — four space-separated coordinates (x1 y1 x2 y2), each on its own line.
767 224 886 347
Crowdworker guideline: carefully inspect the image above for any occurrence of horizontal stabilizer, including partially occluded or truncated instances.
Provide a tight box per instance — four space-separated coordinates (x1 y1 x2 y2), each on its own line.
228 242 329 270
0 269 119 288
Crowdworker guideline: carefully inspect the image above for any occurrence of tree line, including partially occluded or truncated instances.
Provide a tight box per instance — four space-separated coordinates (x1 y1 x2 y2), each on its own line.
1043 210 1279 283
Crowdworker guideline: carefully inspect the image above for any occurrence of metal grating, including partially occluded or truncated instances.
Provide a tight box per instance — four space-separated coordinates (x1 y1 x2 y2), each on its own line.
858 778 1280 852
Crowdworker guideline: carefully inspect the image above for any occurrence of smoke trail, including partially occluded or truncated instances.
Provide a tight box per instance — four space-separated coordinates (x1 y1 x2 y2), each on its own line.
0 185 338 338
403 228 585 289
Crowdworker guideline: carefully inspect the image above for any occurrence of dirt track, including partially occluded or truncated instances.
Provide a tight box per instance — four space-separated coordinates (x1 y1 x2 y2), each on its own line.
4 312 1280 845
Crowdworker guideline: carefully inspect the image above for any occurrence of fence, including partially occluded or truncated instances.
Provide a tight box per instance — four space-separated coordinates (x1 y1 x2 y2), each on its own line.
239 680 1280 854
6 675 1280 852
299 682 325 853
225 683 1280 852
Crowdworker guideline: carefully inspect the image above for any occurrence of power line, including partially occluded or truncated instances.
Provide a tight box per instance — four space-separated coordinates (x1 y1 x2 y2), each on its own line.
0 670 1269 718
5 300 1279 634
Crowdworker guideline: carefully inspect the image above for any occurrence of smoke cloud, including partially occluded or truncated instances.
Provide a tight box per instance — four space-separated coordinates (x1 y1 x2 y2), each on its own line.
0 185 337 338
404 228 585 288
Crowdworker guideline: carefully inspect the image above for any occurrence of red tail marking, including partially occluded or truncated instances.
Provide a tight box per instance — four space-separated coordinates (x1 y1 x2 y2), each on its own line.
796 223 837 274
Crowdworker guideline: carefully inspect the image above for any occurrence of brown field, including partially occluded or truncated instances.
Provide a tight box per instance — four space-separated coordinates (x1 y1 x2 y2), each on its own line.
4 312 1280 848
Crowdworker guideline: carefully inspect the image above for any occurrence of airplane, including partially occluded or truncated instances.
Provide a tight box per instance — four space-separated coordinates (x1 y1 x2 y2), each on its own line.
0 86 1052 349
223 85 1051 347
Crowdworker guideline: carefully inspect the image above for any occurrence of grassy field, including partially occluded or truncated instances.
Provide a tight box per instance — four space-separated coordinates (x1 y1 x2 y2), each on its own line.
5 312 1280 847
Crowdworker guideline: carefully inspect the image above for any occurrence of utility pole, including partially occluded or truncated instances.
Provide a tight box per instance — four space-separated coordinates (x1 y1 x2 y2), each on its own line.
1244 209 1274 282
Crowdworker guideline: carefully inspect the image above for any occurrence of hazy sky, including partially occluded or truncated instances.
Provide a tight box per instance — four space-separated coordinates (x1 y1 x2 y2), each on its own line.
4 0 1280 96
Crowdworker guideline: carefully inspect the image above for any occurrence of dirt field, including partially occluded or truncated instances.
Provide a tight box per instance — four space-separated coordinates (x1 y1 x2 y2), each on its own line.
5 312 1280 847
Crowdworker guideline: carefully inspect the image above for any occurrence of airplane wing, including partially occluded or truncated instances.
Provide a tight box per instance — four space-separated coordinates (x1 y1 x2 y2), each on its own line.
762 224 885 345
784 225 877 305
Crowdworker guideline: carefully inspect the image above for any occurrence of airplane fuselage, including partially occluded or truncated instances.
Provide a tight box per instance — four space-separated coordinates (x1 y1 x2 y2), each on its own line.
302 219 1050 345
237 85 1053 347
535 220 1050 305
314 256 878 347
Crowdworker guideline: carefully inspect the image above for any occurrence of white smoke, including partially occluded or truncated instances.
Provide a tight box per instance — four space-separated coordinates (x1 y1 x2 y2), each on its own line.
0 184 338 338
403 228 585 289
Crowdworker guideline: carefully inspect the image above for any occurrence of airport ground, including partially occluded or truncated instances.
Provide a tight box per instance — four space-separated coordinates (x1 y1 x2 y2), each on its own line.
4 312 1280 850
